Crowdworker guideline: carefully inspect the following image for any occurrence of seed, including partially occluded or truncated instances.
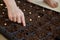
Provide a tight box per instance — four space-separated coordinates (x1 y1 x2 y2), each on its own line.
23 9 26 11
30 6 32 7
2 12 4 14
38 16 40 18
17 1 20 3
24 4 26 5
29 12 32 14
30 19 32 21
0 4 3 6
43 9 45 12
4 23 7 26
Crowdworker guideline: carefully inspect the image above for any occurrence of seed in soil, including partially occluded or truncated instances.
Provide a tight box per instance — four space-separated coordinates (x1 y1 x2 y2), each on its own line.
0 4 3 6
43 9 45 12
2 12 4 15
29 12 32 14
23 9 26 11
17 1 21 3
30 6 32 8
38 16 40 18
29 19 32 22
4 23 7 26
24 3 26 5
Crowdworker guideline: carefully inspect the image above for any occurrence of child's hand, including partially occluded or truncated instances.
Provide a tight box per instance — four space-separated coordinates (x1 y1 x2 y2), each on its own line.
3 0 26 26
7 7 26 26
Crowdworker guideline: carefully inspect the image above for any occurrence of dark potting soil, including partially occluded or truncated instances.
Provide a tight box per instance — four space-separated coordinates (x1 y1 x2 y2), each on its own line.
0 0 60 40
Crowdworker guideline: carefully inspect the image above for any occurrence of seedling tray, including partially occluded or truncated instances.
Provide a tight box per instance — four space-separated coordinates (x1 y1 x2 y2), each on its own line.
0 0 60 40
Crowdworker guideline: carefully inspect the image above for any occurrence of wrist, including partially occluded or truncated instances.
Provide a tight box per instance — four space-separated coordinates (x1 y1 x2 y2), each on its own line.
3 0 17 9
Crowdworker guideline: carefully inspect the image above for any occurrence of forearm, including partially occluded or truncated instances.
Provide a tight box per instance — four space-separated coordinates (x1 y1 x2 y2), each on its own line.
3 0 17 9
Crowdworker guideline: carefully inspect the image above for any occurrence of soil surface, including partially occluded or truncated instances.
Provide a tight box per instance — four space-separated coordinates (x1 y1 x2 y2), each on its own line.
0 0 60 40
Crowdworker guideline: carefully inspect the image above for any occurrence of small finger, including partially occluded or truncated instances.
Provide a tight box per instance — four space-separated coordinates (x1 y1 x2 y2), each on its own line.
8 15 13 21
21 15 26 26
8 11 13 21
17 16 21 23
13 16 16 22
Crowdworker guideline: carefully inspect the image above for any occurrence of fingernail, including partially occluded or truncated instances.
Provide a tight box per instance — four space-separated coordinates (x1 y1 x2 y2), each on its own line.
14 20 16 22
18 21 21 23
24 24 26 27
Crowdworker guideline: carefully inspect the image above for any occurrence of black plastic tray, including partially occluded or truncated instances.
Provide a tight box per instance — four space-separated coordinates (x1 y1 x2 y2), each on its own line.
0 0 60 40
